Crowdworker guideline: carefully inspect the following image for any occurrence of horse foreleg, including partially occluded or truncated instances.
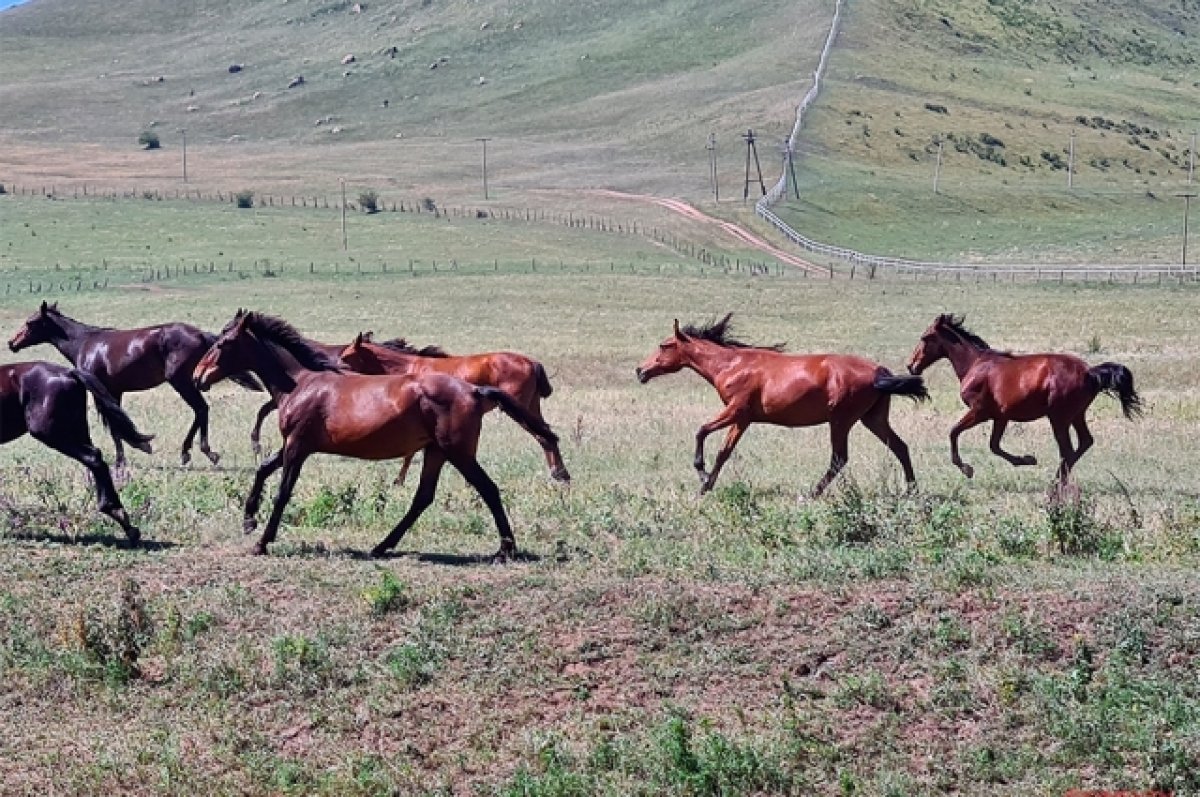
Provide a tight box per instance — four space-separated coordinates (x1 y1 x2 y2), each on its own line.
243 449 284 533
372 448 447 557
693 404 743 484
949 408 986 478
173 378 217 466
810 422 851 498
254 450 308 555
989 419 1037 467
250 398 277 458
699 422 749 495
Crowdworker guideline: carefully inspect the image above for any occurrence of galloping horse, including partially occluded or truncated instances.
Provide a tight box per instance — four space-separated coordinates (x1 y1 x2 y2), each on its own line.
339 334 570 482
7 302 259 471
193 310 560 559
1 361 153 543
636 313 928 496
244 337 345 457
906 314 1142 484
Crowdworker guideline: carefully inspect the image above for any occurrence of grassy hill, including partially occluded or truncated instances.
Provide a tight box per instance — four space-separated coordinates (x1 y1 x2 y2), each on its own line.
4 0 1200 261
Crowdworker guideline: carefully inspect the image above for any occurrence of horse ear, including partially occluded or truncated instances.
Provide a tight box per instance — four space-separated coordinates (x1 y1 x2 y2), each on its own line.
39 300 48 314
49 302 59 311
717 312 733 330
353 332 365 348
673 319 686 340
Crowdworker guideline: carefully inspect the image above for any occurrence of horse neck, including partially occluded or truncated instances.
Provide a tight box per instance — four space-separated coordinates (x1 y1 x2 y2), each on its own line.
245 335 311 397
941 336 984 380
683 340 743 386
44 314 97 363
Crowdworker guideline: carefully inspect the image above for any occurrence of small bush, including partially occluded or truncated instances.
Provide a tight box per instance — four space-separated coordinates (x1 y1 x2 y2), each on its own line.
138 130 161 150
64 578 152 685
358 190 379 213
235 190 254 209
363 569 408 616
1046 492 1101 555
421 196 437 213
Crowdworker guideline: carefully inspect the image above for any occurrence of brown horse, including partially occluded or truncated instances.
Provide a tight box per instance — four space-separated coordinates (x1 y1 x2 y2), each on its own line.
636 313 928 496
7 302 259 471
244 337 345 457
193 310 560 559
1 361 153 543
339 334 570 482
907 314 1142 485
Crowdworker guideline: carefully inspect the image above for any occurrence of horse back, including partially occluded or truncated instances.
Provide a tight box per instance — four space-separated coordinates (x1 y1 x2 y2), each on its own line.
973 352 1090 420
735 352 879 425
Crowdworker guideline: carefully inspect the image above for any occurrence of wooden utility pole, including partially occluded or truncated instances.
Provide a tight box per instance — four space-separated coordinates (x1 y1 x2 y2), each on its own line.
933 139 943 195
1179 192 1197 267
780 139 800 199
706 132 719 201
180 128 188 183
742 129 766 202
476 137 491 200
1190 131 1196 186
340 178 348 251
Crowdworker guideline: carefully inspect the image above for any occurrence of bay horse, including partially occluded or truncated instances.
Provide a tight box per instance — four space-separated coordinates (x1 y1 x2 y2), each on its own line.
0 361 153 543
193 310 560 559
7 302 260 471
906 314 1142 485
244 337 345 457
635 313 928 497
339 333 570 483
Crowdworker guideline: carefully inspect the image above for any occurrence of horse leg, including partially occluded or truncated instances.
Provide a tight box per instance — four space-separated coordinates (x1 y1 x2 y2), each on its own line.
243 449 284 533
254 449 308 555
1050 416 1078 486
699 422 749 495
249 398 276 458
988 419 1037 467
949 407 987 478
447 451 518 562
693 403 744 484
860 397 917 489
526 396 571 483
33 432 140 545
810 421 851 498
171 377 217 466
106 391 129 479
371 448 447 557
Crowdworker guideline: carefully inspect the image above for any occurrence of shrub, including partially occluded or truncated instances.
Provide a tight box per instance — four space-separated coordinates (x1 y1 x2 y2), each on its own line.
363 569 408 616
138 130 161 150
358 190 380 213
421 196 437 213
235 190 254 209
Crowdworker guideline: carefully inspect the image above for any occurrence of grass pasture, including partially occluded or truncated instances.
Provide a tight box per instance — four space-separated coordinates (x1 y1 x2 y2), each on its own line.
1 198 1200 794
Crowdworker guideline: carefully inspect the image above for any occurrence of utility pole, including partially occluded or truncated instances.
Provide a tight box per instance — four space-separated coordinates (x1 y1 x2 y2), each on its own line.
340 178 348 251
780 139 800 199
180 128 188 183
1179 192 1197 267
742 129 766 203
1067 128 1076 189
476 137 491 200
933 138 944 195
1190 130 1196 186
706 132 719 201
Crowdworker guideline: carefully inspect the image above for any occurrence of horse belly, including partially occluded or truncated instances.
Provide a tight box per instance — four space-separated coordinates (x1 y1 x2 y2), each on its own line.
0 395 27 443
317 411 428 460
759 390 831 427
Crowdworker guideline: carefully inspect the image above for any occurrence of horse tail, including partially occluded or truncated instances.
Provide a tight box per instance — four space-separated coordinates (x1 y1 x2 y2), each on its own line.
533 362 553 398
1088 362 1143 419
200 331 263 392
475 386 559 448
70 369 155 454
873 368 930 402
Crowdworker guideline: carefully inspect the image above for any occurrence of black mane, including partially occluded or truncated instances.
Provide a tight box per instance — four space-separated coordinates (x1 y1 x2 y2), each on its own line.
372 335 450 358
682 314 785 352
936 314 996 352
241 312 342 372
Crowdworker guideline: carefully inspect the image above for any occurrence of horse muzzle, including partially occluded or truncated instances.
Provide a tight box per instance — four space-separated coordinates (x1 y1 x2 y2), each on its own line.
635 367 650 384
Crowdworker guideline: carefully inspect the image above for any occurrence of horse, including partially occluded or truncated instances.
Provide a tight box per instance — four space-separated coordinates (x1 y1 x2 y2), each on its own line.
244 338 345 457
635 313 928 497
906 313 1142 485
193 310 560 559
339 333 570 482
0 361 154 543
7 302 260 472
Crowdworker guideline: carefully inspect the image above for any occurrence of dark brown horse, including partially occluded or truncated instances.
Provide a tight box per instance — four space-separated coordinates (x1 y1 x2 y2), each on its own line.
193 310 560 559
244 337 345 457
1 361 153 543
7 302 259 471
339 334 570 482
907 314 1142 485
636 313 928 496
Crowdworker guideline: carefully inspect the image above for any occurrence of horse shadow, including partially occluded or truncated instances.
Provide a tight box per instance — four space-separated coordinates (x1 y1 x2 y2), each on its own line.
1 528 176 551
344 548 543 566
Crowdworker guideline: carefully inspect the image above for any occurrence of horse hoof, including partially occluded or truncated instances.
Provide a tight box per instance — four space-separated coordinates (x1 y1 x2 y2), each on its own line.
551 467 571 483
957 463 975 479
124 527 142 547
251 544 268 556
243 519 258 535
369 545 390 559
205 450 221 466
490 548 514 564
181 452 191 467
1019 455 1037 466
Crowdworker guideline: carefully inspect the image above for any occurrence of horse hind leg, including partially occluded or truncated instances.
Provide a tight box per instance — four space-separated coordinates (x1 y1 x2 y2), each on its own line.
860 397 917 489
32 431 140 545
172 377 218 466
989 419 1037 468
1050 416 1079 487
810 420 851 498
446 451 517 562
526 396 570 483
372 448 447 557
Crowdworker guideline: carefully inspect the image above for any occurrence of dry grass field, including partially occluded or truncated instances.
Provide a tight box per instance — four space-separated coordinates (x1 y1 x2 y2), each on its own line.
1 198 1199 795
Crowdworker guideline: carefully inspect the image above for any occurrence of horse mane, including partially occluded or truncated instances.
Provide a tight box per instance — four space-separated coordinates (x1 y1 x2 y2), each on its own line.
937 314 1007 354
242 312 342 371
373 336 450 358
682 314 785 352
42 304 114 331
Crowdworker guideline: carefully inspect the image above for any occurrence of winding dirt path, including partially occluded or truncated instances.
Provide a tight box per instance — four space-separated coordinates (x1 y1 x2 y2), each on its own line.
594 190 831 277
